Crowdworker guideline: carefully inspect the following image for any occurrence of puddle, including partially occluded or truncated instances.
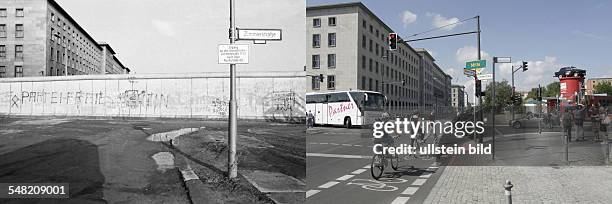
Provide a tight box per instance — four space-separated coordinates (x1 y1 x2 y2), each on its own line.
152 152 175 172
12 119 69 125
147 127 204 142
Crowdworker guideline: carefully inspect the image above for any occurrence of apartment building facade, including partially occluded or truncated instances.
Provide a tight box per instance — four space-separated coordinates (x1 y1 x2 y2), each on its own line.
306 2 447 114
451 84 465 110
0 0 127 78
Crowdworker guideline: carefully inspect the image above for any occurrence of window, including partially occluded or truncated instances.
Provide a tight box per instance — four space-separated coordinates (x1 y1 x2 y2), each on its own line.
368 78 373 90
16 8 24 17
327 54 336 68
369 25 373 33
328 33 336 47
312 34 320 48
15 66 23 77
327 75 336 89
362 20 366 28
328 93 350 103
0 24 5 38
369 39 372 52
0 9 6 17
15 24 24 38
0 66 5 78
51 13 55 22
311 76 320 90
312 55 320 68
313 18 321 27
15 45 23 60
362 35 366 48
0 45 5 58
369 58 372 71
362 76 366 90
361 55 366 69
328 17 336 26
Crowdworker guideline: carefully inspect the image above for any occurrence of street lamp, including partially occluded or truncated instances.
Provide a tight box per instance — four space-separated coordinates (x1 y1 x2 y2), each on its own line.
53 33 68 76
511 61 528 122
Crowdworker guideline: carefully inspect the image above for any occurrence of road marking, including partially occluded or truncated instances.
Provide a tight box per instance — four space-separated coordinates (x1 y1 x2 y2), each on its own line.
401 186 419 195
354 144 363 147
330 143 339 145
420 172 432 178
336 174 355 181
429 166 439 169
318 181 339 189
411 179 426 186
362 165 371 169
320 143 328 145
305 189 320 198
306 153 370 159
351 169 367 174
390 196 411 204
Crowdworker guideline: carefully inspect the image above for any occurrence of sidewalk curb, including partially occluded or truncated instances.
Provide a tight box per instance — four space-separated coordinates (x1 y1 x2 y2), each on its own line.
177 165 220 204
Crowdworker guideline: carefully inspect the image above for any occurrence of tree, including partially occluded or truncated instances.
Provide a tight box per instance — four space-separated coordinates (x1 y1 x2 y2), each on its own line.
545 82 560 97
594 81 612 95
484 79 512 113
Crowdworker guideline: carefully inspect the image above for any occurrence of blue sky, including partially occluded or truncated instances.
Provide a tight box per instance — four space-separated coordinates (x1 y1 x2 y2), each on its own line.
309 0 612 95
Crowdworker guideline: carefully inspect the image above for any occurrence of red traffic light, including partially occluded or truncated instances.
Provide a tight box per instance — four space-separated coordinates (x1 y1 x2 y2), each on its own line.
388 33 398 51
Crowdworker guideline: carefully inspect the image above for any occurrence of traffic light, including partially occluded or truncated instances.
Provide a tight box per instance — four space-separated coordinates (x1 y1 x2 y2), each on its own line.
522 61 528 72
537 85 542 101
319 74 324 82
475 80 482 97
388 33 398 51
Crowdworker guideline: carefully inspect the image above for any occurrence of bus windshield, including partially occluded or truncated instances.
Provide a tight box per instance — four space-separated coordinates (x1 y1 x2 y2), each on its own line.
350 92 385 111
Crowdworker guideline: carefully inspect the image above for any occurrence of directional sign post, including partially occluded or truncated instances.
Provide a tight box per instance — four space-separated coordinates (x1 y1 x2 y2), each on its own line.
477 73 492 80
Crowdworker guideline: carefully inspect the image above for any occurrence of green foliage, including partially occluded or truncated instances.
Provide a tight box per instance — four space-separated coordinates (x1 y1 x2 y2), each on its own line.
484 79 512 112
594 81 612 95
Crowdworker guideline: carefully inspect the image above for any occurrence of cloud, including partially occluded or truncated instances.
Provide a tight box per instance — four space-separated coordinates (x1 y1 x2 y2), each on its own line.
497 57 562 91
152 19 176 37
427 12 460 30
455 45 490 63
401 10 417 27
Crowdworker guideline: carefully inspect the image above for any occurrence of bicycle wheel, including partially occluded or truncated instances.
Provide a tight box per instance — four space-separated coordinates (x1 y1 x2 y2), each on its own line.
390 145 400 171
371 154 384 180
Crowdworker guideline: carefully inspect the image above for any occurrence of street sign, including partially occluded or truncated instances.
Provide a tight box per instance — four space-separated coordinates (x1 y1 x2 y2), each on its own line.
466 60 487 70
464 69 476 76
494 57 511 63
477 73 493 80
236 28 282 41
218 44 249 64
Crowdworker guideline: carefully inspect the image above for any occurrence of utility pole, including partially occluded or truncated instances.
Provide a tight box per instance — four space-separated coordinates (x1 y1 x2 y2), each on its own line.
476 15 482 143
492 57 496 160
227 0 238 179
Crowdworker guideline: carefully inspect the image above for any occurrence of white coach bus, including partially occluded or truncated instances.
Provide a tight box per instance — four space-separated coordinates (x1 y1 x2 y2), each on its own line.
306 90 386 128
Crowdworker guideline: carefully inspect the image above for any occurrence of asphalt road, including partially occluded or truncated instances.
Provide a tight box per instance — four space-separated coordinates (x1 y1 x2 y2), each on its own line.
306 127 448 204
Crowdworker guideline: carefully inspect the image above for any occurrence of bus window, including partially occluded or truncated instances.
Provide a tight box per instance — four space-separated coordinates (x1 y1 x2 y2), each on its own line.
328 92 351 103
306 94 327 104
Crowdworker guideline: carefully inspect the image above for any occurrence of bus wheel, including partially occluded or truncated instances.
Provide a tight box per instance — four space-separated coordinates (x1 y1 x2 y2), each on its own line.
344 117 352 129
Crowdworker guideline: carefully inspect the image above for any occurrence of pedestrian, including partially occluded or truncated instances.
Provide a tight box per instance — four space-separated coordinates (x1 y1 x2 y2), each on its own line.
562 108 573 142
574 104 586 141
306 110 314 128
601 106 610 144
590 104 601 142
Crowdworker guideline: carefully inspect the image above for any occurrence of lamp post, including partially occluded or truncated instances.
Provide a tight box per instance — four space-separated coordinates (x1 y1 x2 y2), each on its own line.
53 33 68 76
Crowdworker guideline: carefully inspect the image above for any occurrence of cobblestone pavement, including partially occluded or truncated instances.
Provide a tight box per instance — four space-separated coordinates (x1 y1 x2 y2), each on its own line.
424 153 612 204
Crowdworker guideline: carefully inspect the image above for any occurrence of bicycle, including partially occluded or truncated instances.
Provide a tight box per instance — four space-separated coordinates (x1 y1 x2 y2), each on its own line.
370 134 400 180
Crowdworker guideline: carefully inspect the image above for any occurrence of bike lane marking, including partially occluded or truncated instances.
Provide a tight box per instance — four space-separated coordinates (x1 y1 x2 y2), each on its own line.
411 179 426 186
306 163 371 198
390 196 411 204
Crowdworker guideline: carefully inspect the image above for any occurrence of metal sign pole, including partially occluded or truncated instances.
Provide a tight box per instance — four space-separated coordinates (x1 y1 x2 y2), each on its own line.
492 58 496 160
228 0 238 179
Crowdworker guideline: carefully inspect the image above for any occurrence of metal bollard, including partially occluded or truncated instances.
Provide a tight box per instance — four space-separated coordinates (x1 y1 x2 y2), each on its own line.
504 180 513 204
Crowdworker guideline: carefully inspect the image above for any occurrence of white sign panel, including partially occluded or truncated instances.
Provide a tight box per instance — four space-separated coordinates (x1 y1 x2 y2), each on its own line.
477 73 493 80
494 57 512 63
237 29 282 41
218 44 249 64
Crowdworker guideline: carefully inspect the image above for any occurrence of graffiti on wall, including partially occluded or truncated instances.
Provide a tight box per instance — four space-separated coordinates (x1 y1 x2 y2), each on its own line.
266 91 297 112
7 90 169 110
